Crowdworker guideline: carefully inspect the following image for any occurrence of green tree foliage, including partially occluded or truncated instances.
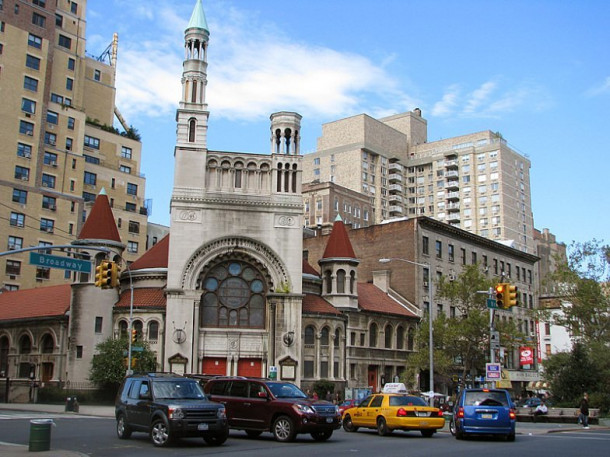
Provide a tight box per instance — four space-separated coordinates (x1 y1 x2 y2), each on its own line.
407 264 526 389
549 239 610 343
89 338 157 390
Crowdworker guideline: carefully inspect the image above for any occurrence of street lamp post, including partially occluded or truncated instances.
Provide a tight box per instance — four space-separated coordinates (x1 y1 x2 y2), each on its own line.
379 258 434 406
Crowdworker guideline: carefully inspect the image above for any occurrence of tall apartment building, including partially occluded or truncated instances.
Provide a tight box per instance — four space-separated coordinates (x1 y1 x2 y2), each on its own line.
0 0 148 290
302 110 534 253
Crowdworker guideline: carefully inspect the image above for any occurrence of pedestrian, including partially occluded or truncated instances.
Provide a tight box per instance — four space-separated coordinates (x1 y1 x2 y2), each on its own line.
579 393 590 429
325 390 332 402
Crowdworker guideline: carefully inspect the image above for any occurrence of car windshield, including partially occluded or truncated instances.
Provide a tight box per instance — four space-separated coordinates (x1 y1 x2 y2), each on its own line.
267 382 307 399
153 380 206 400
464 391 509 407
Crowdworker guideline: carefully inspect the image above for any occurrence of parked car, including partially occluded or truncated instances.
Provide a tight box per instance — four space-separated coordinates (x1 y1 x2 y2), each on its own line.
342 393 445 437
204 377 341 442
338 398 359 415
115 373 229 447
520 396 552 408
453 388 516 441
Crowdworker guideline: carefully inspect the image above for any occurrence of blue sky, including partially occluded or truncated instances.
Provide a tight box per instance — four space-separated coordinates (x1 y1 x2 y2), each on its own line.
85 0 609 246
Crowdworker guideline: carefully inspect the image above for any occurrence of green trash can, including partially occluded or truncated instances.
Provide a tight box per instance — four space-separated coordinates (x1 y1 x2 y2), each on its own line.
29 419 54 452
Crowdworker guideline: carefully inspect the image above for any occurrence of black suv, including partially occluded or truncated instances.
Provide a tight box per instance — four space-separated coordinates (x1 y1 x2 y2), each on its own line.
204 377 341 442
115 373 229 447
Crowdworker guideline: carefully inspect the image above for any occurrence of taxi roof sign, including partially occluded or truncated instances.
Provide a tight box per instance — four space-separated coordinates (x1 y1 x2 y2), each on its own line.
382 382 408 393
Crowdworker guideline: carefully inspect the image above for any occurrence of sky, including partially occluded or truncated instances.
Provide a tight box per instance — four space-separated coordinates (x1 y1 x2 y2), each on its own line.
85 0 610 246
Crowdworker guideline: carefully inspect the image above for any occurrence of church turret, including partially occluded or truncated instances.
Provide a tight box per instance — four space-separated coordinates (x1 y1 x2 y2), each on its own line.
173 0 210 190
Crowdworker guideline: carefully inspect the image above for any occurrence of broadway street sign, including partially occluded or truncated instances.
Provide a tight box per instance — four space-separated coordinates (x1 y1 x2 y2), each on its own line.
29 252 92 273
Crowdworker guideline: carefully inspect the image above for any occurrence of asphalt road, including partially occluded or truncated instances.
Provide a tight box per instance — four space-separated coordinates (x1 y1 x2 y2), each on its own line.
1 411 609 457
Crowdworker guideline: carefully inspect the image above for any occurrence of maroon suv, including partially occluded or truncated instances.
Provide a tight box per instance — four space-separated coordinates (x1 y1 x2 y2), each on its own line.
204 377 341 442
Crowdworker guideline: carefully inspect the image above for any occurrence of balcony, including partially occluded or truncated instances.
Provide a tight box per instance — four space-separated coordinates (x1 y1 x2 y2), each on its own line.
389 184 403 193
447 202 460 211
389 162 403 173
444 159 458 169
447 213 460 222
388 194 403 203
447 192 460 201
389 205 404 214
446 170 459 178
446 180 459 190
388 173 402 183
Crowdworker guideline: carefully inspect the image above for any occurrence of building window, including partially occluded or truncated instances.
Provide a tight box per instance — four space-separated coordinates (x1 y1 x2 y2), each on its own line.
50 93 63 104
67 117 75 129
127 241 138 253
28 33 42 48
44 132 56 145
76 346 83 358
422 236 429 255
199 260 267 328
5 260 21 276
448 244 454 262
70 1 78 14
66 77 73 90
32 12 46 27
42 195 56 210
25 54 41 70
40 218 54 233
128 221 140 234
66 138 73 151
24 76 38 92
58 34 71 49
461 248 466 265
84 172 96 186
435 240 442 259
121 146 132 159
125 202 136 212
119 165 131 174
94 69 101 81
10 212 25 227
12 189 27 204
84 155 99 164
46 110 58 124
8 236 23 250
56 13 63 27
83 192 95 202
304 361 314 378
17 143 32 158
94 317 103 333
15 166 30 181
41 173 55 188
126 183 137 195
84 135 100 149
369 323 378 347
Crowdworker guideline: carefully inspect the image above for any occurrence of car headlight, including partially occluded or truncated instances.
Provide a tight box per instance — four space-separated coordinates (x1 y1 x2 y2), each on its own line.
294 403 315 414
217 406 226 419
169 407 184 420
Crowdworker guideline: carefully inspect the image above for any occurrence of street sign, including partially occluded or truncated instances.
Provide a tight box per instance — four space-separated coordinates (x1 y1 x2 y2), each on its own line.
29 252 91 273
486 363 502 380
487 298 497 308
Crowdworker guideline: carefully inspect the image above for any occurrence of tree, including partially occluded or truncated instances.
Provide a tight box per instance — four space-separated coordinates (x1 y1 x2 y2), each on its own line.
549 239 610 343
89 338 157 391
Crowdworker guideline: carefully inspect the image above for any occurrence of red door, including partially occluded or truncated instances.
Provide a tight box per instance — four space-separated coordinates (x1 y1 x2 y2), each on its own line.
202 358 227 375
368 366 378 391
237 358 262 377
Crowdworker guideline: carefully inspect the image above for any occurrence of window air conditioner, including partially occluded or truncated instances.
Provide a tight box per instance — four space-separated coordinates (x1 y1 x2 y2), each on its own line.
50 161 57 167
26 131 34 136
423 281 429 287
21 176 28 181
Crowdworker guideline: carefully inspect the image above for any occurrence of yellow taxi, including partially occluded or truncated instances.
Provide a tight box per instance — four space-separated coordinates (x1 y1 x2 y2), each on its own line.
342 393 445 437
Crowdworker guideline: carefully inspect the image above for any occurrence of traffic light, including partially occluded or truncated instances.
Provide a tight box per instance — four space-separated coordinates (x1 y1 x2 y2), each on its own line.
131 328 137 343
507 284 518 308
94 261 111 288
495 283 506 309
110 262 120 288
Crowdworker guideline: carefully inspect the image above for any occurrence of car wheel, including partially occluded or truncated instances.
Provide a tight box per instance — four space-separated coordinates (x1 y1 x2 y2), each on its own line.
311 430 333 441
449 418 457 436
421 429 434 438
245 430 263 438
116 414 132 439
506 433 516 442
343 415 359 432
273 415 296 442
203 431 228 446
150 417 172 447
377 417 391 436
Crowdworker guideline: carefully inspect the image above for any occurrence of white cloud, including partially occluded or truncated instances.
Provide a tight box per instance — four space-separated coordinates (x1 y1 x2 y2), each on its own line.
585 77 610 97
463 81 497 115
431 84 461 117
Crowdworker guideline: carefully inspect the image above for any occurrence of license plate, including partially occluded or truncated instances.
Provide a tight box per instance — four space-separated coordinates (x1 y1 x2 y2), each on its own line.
326 418 333 423
198 423 209 430
481 414 492 419
416 412 430 417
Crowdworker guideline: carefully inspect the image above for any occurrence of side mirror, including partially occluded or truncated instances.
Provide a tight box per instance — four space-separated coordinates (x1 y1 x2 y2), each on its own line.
257 391 268 399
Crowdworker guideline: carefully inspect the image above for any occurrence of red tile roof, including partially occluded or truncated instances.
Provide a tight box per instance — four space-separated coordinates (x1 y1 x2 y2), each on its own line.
116 288 166 309
302 294 341 315
302 259 319 276
0 284 71 321
129 235 169 270
322 215 356 259
78 192 121 242
357 283 417 318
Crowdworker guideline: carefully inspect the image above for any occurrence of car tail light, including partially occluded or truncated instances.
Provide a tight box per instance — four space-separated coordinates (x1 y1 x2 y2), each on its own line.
437 410 444 417
509 408 516 420
397 408 407 417
456 407 464 419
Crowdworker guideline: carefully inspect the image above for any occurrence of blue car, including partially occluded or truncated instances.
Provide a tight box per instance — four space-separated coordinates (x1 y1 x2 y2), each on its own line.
454 388 516 441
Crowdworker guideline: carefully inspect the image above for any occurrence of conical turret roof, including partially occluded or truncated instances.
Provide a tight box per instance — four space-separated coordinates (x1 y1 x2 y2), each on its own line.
77 189 121 242
321 215 356 259
187 0 209 31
